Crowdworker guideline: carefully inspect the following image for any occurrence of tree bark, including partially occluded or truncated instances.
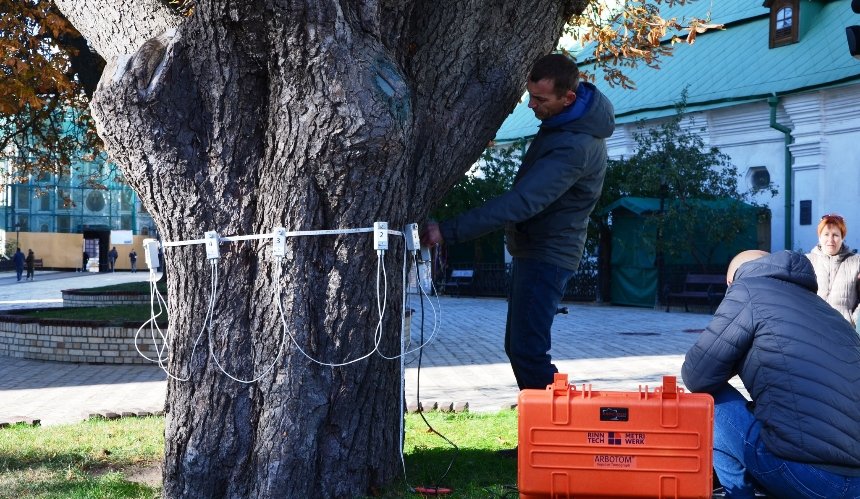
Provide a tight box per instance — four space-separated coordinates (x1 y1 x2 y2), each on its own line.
55 0 579 496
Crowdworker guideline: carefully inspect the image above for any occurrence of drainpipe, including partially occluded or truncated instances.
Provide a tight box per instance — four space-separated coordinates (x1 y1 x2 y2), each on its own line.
131 190 137 235
768 93 793 251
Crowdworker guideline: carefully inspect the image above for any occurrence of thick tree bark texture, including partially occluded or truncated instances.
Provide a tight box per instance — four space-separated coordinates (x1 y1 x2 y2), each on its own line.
56 0 580 496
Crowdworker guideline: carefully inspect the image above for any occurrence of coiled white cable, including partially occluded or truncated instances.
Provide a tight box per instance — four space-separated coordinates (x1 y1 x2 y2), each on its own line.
206 261 291 384
274 252 388 367
135 266 208 382
377 253 441 361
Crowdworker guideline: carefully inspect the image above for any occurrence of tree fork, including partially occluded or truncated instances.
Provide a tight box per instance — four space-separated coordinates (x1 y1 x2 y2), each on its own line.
54 0 580 496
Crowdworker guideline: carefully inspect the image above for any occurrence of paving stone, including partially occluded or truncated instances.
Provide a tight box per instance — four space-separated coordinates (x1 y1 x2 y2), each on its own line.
0 275 725 425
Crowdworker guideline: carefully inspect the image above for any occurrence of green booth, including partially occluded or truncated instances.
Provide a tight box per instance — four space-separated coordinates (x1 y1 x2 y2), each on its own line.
604 197 765 308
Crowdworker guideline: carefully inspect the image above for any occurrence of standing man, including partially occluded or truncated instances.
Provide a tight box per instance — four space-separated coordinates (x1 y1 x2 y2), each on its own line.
129 249 138 273
683 251 860 498
25 249 35 281
108 246 118 272
420 53 615 391
12 247 25 282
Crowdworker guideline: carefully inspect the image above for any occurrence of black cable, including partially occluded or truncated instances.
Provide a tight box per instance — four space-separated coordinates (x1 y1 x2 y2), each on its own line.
413 257 459 490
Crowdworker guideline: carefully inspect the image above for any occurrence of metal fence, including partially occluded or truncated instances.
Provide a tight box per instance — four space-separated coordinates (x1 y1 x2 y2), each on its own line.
441 257 599 302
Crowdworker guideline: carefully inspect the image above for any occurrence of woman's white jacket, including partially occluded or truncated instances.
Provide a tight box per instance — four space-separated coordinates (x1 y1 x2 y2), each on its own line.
806 244 860 326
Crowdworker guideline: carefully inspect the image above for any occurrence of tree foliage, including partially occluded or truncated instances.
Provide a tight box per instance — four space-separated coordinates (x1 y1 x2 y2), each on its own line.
0 0 724 189
593 92 777 267
430 141 522 222
0 0 104 186
566 0 723 89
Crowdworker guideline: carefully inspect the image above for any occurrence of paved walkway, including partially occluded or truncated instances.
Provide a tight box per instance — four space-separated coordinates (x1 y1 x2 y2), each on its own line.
0 271 727 426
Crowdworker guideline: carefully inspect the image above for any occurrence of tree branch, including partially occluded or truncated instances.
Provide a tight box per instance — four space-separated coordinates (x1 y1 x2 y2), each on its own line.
53 0 183 60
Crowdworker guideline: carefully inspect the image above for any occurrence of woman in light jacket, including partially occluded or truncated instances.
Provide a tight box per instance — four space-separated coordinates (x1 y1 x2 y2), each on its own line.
806 214 860 327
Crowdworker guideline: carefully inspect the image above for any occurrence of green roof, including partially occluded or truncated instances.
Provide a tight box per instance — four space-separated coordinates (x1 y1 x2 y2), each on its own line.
495 0 860 141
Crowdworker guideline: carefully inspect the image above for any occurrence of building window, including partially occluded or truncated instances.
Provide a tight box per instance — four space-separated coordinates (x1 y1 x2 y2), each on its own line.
57 215 71 233
746 166 771 191
799 200 812 226
120 189 134 212
57 189 72 210
16 215 29 232
39 193 50 212
85 190 106 212
769 0 798 48
15 185 30 210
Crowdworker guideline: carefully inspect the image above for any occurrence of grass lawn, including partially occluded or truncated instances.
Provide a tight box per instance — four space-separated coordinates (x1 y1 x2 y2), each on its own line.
10 305 166 324
0 417 164 499
0 411 518 498
6 281 168 324
74 282 168 295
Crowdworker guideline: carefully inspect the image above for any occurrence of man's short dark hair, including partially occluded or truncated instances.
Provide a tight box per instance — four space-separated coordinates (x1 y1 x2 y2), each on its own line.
529 53 580 96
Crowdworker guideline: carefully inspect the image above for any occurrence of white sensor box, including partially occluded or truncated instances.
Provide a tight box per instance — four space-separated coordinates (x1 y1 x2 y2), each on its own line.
373 222 388 251
204 231 220 260
404 223 420 252
142 238 160 269
272 227 287 258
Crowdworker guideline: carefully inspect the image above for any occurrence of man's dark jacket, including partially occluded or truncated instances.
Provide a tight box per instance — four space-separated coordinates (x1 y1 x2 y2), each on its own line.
682 251 860 474
440 82 615 270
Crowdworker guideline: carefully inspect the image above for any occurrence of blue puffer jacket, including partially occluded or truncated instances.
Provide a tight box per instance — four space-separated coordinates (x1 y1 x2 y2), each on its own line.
440 82 615 270
682 251 860 474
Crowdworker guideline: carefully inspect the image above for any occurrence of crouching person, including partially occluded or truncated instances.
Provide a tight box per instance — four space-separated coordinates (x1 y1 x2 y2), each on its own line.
682 250 860 498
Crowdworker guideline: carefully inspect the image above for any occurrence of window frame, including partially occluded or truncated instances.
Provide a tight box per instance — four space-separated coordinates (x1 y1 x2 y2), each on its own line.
769 0 799 48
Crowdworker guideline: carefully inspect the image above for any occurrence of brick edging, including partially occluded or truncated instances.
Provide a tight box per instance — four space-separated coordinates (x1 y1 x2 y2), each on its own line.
0 315 166 364
62 289 152 307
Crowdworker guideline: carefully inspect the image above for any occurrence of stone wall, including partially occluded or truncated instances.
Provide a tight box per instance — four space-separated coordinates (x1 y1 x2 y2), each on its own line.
0 316 166 364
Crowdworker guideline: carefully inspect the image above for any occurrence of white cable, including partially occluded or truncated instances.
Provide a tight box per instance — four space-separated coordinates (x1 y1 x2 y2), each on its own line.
206 261 290 384
134 266 208 382
397 244 412 490
143 225 410 378
133 270 168 363
275 252 387 367
378 254 441 360
162 227 404 248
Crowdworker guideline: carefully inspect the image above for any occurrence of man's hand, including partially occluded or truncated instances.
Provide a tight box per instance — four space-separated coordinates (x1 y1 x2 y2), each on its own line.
420 222 443 247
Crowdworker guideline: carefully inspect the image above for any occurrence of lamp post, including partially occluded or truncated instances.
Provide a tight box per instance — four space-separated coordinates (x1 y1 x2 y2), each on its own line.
15 221 20 249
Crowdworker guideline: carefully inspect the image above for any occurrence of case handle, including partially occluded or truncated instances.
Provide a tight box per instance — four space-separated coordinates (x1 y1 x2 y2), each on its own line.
550 373 570 425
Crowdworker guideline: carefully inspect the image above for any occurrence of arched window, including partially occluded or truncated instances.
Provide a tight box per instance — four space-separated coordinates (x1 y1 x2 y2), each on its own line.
769 0 798 48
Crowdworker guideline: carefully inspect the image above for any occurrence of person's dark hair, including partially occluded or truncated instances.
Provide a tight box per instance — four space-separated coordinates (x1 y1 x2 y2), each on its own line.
528 53 580 96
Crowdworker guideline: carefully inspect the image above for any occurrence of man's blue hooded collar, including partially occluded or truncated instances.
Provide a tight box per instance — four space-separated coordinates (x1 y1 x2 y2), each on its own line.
540 82 594 128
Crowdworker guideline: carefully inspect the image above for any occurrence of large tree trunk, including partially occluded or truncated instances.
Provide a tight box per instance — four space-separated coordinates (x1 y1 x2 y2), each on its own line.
55 0 580 496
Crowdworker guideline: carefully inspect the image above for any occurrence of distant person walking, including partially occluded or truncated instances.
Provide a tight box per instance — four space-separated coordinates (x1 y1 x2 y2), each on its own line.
82 251 90 272
12 248 24 282
129 249 138 273
108 247 118 272
25 249 35 281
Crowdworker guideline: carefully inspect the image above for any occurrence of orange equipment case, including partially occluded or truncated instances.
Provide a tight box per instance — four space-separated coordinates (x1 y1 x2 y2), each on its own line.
518 373 714 498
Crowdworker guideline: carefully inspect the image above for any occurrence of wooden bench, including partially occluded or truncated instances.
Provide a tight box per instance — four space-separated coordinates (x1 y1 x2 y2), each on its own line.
32 258 43 269
665 273 727 313
444 269 475 297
